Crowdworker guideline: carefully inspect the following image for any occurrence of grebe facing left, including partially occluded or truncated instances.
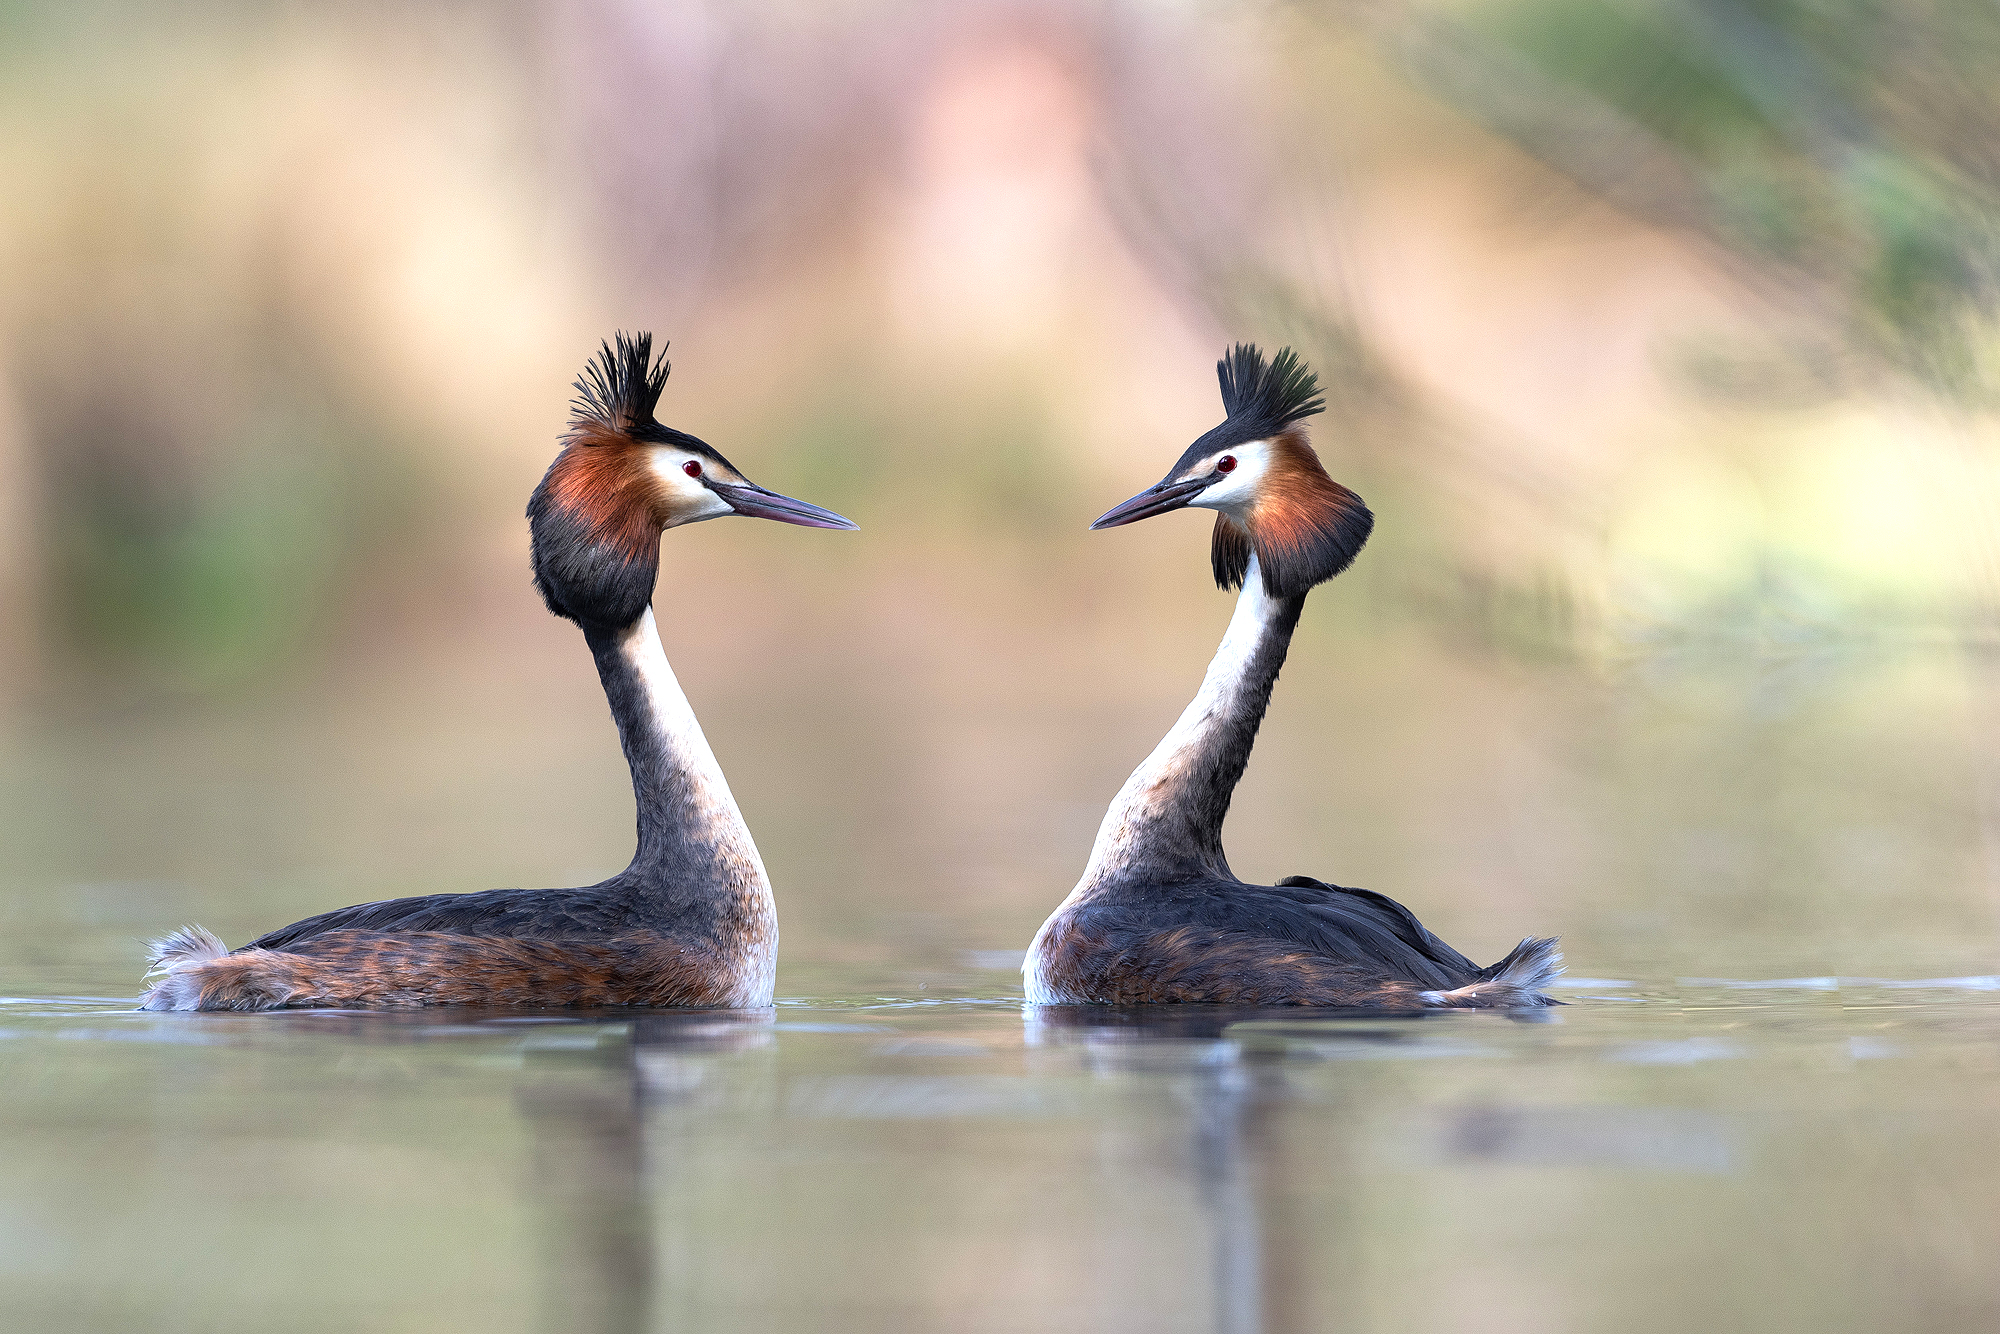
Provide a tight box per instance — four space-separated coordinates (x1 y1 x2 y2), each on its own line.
1026 345 1560 1010
141 333 855 1011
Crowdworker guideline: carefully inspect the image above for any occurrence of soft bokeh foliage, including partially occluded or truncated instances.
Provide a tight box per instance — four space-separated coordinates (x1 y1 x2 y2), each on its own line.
2 0 1999 687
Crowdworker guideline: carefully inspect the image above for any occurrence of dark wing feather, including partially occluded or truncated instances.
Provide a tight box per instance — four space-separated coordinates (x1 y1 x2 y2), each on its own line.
1147 875 1481 990
243 888 639 954
1268 875 1482 978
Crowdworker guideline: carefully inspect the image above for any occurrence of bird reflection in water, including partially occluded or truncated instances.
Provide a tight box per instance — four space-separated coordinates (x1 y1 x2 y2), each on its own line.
252 1007 774 1332
509 1010 776 1334
1027 1006 1410 1334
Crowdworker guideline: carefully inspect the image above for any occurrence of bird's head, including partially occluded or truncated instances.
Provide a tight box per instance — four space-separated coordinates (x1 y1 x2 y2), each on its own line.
528 332 856 630
1090 344 1372 600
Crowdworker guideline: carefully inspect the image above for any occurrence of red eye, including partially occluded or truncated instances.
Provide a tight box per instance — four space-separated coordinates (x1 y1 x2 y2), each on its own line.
1216 455 1237 473
683 460 703 478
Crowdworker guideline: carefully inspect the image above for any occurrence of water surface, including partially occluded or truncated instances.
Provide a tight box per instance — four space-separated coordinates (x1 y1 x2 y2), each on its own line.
4 974 1998 1332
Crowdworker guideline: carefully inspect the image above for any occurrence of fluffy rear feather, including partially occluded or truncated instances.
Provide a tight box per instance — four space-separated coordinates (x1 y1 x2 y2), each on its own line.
1420 937 1563 1008
144 925 227 978
140 925 228 1010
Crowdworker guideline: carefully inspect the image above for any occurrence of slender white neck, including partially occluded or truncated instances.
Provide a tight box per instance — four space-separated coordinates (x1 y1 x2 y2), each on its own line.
589 606 777 1004
616 607 770 885
1076 557 1288 890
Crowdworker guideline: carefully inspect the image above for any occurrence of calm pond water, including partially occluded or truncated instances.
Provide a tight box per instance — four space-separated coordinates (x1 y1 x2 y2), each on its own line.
4 562 1999 1329
4 977 2000 1332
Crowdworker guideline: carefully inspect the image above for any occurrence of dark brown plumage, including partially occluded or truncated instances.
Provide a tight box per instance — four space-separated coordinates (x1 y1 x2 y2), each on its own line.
1032 918 1429 1008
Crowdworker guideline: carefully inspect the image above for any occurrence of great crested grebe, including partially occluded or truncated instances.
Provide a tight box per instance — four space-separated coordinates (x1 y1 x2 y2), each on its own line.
141 333 855 1011
1025 345 1560 1009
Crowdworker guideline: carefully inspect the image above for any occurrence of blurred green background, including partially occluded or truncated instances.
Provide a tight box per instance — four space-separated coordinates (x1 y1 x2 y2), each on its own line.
2 0 1998 992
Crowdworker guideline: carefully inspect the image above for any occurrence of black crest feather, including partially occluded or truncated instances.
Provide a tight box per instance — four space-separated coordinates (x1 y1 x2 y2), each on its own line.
571 331 670 432
1166 344 1329 474
1217 344 1324 438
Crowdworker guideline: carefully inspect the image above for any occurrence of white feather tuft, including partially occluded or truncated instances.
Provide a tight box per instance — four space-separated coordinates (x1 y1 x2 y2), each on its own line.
143 925 228 980
1420 937 1564 1008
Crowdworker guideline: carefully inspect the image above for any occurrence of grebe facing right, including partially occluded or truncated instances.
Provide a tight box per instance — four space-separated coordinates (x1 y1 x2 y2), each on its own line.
1026 345 1560 1010
141 332 855 1011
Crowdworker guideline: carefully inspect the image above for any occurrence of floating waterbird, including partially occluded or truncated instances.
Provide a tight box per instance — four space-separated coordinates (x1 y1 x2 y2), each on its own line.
1025 345 1559 1008
142 333 855 1010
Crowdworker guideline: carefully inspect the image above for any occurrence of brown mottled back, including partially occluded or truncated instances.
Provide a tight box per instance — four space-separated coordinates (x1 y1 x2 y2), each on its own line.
162 931 739 1011
1034 917 1432 1010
